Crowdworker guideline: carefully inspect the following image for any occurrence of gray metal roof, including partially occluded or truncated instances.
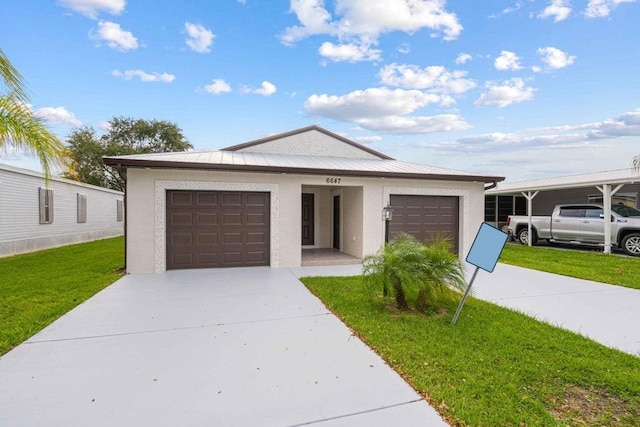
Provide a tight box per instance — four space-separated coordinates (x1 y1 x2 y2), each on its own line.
104 149 503 183
486 168 640 194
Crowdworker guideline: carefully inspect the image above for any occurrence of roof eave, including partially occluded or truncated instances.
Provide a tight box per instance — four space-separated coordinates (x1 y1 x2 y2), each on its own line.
486 177 639 194
103 157 504 184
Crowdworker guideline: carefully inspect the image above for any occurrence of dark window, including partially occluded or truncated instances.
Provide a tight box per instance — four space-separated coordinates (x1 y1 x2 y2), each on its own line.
117 200 124 222
77 193 87 223
559 208 585 218
514 196 527 215
39 188 54 224
584 208 603 218
484 195 496 222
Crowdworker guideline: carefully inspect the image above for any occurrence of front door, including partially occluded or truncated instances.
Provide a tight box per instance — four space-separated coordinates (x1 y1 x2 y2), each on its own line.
333 195 340 249
301 193 314 245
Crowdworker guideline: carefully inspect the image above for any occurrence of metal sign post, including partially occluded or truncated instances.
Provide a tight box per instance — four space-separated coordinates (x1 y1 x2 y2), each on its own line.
451 223 509 325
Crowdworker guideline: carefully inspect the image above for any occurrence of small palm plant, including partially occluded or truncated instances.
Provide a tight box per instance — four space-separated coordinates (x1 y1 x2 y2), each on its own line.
362 233 467 311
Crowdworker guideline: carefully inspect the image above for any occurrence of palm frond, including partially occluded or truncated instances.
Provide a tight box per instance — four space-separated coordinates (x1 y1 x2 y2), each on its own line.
0 96 68 178
0 49 28 103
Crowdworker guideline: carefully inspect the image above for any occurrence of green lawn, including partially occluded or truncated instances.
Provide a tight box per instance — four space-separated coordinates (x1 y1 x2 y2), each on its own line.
303 276 640 426
499 243 640 289
0 237 124 355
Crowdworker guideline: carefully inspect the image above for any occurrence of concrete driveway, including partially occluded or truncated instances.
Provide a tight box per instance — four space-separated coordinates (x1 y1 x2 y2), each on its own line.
0 267 446 426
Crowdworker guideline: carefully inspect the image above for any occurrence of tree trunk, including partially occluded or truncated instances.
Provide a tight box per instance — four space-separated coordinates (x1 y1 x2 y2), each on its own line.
392 276 408 310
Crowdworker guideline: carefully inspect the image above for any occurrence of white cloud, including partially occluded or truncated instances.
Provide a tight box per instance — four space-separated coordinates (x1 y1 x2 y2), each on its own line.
419 108 640 155
455 53 472 65
92 21 139 51
537 46 575 69
538 0 572 22
112 69 175 83
34 106 82 127
304 86 468 134
584 0 635 18
379 63 476 94
242 81 277 96
57 0 125 19
305 87 448 120
185 22 215 53
397 43 410 54
280 0 463 46
489 1 525 18
319 41 381 62
201 79 232 94
353 135 382 144
356 114 471 134
494 50 523 71
531 65 542 73
475 78 535 107
587 108 640 138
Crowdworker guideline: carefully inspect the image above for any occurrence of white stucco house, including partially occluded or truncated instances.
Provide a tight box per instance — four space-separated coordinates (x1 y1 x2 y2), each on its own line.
104 126 504 274
0 163 124 257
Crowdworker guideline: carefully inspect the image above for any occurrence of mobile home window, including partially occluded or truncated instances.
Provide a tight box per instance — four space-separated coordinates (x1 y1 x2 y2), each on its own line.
39 188 54 224
77 193 87 223
117 199 124 222
588 193 638 208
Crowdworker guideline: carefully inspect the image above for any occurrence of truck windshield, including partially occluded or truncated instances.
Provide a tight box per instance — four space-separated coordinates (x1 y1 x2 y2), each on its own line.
611 205 640 217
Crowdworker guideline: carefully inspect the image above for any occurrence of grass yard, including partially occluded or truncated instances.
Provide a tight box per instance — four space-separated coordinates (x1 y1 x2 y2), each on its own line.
0 237 124 355
303 276 640 426
499 243 640 290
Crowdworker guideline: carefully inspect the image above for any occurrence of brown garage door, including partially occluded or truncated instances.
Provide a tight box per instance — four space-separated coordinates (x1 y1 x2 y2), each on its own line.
166 190 270 270
389 195 459 254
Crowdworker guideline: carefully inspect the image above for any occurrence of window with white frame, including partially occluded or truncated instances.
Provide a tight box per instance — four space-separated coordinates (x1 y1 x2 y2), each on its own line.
588 193 638 208
117 199 124 222
77 193 87 223
39 188 54 224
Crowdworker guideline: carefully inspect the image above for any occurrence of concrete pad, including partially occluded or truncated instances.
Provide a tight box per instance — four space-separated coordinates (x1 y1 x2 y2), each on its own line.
0 267 447 426
469 263 640 357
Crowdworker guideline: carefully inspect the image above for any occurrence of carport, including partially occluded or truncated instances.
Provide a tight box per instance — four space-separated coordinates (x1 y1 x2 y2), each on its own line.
486 168 640 253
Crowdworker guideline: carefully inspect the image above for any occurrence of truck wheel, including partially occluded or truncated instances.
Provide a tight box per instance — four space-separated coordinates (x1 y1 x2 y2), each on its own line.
621 233 640 256
517 228 537 246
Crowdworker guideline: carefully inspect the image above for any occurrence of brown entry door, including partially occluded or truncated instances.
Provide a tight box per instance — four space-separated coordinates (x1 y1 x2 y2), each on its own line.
166 190 270 269
389 195 459 254
301 193 314 245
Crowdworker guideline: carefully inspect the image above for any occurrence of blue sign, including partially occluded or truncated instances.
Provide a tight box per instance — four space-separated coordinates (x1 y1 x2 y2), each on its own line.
465 222 509 273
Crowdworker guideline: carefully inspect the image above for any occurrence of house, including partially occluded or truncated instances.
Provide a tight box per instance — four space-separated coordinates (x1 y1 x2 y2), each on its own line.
104 126 504 273
0 163 124 257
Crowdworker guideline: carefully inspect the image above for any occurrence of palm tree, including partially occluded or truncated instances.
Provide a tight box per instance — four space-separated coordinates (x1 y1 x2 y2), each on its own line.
0 48 67 178
362 233 467 311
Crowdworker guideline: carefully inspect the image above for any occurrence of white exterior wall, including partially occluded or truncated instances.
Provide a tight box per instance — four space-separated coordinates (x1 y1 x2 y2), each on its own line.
235 129 380 159
126 168 486 274
0 164 124 257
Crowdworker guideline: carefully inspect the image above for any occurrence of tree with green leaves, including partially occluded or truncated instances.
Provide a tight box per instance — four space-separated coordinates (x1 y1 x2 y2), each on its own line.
363 233 467 312
63 117 193 191
0 48 67 178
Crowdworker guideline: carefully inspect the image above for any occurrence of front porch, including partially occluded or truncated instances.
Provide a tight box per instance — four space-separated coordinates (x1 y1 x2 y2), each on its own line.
301 248 362 267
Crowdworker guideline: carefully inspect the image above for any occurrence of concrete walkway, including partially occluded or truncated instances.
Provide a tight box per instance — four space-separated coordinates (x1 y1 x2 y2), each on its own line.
469 263 640 357
0 267 447 427
293 263 640 357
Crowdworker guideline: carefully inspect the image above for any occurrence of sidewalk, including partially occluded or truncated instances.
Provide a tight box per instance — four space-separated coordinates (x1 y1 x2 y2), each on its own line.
469 263 640 357
293 262 640 357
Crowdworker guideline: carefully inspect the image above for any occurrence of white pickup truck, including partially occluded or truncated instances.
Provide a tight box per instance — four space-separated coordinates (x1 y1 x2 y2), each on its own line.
506 204 640 256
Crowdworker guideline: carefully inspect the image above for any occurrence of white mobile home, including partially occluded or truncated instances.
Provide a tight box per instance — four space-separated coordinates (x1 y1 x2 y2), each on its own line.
105 126 504 274
0 163 124 257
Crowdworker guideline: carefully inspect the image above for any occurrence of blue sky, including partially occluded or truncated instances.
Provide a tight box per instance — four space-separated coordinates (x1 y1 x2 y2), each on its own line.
2 0 639 182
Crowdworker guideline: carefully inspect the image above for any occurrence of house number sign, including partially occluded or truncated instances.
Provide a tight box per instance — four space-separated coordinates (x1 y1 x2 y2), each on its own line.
325 177 342 184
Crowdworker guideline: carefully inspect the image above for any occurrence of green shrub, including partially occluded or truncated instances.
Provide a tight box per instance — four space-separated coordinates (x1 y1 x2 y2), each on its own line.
362 233 466 311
